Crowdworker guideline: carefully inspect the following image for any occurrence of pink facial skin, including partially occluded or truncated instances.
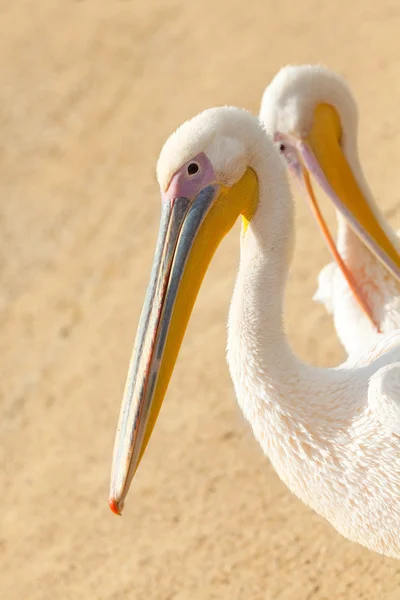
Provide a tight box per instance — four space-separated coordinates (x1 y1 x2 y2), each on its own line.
162 152 216 203
273 132 302 179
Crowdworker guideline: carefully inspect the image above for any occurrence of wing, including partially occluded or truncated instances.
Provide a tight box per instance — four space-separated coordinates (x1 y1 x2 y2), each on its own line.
368 362 400 437
312 261 337 314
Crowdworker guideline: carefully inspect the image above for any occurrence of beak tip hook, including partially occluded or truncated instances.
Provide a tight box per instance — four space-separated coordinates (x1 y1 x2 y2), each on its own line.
109 496 122 516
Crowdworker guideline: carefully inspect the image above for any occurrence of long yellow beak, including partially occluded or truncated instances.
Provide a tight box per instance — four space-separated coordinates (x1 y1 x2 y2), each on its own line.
299 104 400 281
109 169 258 514
300 165 380 329
282 103 400 329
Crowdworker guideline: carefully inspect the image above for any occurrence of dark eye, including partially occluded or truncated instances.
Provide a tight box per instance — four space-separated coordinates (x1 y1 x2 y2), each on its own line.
187 162 199 175
278 144 286 153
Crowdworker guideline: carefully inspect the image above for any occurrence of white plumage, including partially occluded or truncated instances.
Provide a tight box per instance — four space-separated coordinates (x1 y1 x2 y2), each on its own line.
260 65 400 356
313 238 400 355
171 107 400 555
111 105 400 558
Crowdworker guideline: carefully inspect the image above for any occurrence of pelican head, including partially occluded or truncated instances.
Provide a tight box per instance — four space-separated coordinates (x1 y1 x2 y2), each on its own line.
260 65 400 325
109 107 269 514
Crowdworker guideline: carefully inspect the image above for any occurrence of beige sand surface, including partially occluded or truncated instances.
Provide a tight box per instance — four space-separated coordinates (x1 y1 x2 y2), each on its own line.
2 1 400 598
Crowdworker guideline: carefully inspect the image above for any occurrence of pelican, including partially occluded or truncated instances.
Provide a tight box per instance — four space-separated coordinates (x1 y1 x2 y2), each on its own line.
260 65 400 356
109 106 400 558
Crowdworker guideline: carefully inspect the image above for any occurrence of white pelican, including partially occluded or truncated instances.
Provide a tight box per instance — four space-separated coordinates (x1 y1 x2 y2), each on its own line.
260 65 400 356
109 106 400 558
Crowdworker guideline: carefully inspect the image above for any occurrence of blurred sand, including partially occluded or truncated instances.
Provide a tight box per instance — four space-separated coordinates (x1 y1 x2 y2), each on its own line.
2 1 400 598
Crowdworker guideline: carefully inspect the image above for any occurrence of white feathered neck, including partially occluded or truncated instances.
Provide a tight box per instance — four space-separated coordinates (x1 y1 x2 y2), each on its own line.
157 106 400 558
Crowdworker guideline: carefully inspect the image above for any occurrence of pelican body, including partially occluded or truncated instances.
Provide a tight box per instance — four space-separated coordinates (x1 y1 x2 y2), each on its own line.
261 65 400 356
110 106 400 559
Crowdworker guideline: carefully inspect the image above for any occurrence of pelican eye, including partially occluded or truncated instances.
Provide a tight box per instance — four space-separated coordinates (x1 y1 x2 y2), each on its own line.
187 162 199 176
278 144 286 153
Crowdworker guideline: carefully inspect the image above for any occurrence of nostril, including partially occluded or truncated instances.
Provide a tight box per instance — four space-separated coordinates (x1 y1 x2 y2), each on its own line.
187 162 199 175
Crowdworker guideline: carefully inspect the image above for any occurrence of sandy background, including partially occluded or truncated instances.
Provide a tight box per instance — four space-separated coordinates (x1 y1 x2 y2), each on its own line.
2 1 400 598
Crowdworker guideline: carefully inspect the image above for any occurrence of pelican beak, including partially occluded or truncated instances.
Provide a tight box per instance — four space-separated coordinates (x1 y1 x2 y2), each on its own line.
297 104 400 282
109 168 258 514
